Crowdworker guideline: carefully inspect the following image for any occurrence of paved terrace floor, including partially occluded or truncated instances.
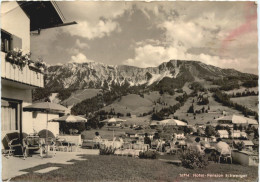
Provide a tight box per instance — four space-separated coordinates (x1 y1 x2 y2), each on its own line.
2 149 99 181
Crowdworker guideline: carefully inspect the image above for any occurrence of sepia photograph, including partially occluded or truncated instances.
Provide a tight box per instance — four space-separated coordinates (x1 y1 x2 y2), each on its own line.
1 1 259 181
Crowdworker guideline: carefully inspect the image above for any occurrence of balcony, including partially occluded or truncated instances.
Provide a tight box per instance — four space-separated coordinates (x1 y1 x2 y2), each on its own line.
1 52 44 88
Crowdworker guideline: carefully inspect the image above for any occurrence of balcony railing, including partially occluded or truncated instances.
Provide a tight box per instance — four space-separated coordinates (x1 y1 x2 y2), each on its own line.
1 52 44 88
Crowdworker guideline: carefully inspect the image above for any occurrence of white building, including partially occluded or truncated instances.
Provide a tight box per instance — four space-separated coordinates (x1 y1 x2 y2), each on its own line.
215 115 258 128
217 130 229 138
232 130 247 139
1 2 75 138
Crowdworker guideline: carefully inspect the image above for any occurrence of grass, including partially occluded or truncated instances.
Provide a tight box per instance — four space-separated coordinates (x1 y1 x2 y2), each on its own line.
102 94 153 116
230 96 258 112
102 91 182 116
174 92 241 125
12 155 258 182
62 89 102 106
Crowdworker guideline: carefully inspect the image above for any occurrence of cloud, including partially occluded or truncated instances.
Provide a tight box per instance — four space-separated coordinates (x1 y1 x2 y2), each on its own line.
67 48 80 55
123 39 257 74
30 2 257 74
69 52 94 63
75 39 89 49
59 1 132 23
63 20 121 40
159 21 206 48
30 28 61 59
124 43 187 68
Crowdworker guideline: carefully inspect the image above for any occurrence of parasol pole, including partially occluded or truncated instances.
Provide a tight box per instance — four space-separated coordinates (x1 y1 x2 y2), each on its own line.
44 110 52 158
113 129 114 139
45 110 49 157
47 111 48 154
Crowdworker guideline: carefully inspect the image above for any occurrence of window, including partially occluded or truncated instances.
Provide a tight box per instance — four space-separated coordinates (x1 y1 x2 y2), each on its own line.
1 99 21 131
1 30 11 53
1 29 22 53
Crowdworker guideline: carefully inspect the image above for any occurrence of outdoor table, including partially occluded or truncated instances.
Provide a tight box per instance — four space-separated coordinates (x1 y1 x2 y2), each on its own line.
61 141 77 152
132 144 149 151
178 143 187 151
122 142 132 149
102 140 123 149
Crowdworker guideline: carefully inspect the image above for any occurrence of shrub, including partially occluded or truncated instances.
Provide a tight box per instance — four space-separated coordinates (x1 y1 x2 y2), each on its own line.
139 151 158 159
234 141 244 151
99 146 116 155
180 150 208 169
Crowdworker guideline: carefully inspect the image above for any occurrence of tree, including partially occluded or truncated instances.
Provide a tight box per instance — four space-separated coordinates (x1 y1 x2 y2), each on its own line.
201 106 205 113
233 124 238 130
187 104 194 113
205 125 216 137
245 126 253 135
151 112 164 121
254 128 259 139
198 97 209 105
238 124 243 131
159 89 164 95
215 125 223 131
225 126 231 137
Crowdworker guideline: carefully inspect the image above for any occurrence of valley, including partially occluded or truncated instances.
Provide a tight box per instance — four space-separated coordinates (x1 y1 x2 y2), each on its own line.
33 59 258 127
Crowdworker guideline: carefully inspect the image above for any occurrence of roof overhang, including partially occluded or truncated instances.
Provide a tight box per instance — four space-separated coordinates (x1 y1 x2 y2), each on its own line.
18 1 76 31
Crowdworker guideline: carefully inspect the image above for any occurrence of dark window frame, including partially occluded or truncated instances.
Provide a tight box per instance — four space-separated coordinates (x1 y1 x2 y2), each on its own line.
1 29 12 53
1 97 23 132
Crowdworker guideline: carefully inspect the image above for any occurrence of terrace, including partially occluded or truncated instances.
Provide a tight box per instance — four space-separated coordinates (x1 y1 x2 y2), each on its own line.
2 126 259 182
2 149 99 181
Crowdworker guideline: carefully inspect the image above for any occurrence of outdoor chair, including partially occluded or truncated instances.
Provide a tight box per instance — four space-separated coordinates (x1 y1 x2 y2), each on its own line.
169 142 181 155
83 140 96 149
218 150 232 164
2 132 24 158
39 137 57 157
22 135 41 159
187 143 205 155
55 139 70 152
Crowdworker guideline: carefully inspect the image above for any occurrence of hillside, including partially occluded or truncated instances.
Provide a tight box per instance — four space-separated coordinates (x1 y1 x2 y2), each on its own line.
101 91 182 116
62 89 102 107
32 59 258 127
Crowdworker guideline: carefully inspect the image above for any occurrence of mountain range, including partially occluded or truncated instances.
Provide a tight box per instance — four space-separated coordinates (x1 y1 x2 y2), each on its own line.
45 60 256 91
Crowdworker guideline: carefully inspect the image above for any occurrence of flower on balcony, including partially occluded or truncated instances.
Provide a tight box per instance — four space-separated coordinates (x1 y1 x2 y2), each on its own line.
34 58 47 72
6 48 31 70
5 49 46 73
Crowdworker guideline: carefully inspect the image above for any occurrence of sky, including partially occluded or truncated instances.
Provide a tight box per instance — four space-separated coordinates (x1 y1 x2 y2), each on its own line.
30 1 258 74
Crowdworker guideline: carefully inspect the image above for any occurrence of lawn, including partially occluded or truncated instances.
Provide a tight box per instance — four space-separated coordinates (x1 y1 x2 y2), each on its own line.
12 155 258 182
230 96 258 112
62 89 102 106
174 92 241 125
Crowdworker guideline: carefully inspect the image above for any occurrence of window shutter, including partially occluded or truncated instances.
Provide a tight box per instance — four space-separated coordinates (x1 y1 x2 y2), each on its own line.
11 35 22 50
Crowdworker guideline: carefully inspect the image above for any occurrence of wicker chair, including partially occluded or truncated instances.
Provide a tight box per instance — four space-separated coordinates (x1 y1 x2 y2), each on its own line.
2 132 24 158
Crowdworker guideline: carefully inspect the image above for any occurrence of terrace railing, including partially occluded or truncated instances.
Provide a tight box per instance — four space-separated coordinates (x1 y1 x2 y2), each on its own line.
1 52 44 88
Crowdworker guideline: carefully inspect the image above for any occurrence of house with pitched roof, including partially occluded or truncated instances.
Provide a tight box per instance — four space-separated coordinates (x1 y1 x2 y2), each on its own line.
1 2 76 139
